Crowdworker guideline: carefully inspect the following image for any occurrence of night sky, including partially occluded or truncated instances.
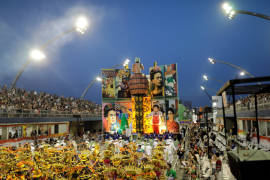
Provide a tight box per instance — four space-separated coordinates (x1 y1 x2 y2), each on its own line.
0 0 270 106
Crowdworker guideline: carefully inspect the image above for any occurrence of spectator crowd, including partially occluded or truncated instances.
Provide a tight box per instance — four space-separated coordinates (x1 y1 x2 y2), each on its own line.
0 85 101 116
237 93 270 109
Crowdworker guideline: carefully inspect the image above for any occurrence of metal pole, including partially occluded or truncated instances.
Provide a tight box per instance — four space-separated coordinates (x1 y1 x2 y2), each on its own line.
209 76 224 84
10 59 31 89
80 79 97 99
213 59 255 78
236 10 270 21
254 94 260 145
221 96 227 142
231 85 238 137
204 89 212 101
40 28 75 49
10 28 76 89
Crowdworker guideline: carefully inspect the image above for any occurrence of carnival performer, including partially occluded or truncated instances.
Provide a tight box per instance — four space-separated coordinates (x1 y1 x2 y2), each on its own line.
168 139 177 164
145 142 152 156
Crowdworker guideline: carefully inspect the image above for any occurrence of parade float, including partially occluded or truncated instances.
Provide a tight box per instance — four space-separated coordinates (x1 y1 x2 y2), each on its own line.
102 58 179 135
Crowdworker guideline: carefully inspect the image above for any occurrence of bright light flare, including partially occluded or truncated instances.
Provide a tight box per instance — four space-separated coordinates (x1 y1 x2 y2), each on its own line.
213 102 217 107
203 74 209 81
222 2 233 14
222 2 236 19
200 85 205 91
75 16 88 34
239 71 245 76
123 58 130 67
96 76 102 81
30 49 46 61
208 57 215 64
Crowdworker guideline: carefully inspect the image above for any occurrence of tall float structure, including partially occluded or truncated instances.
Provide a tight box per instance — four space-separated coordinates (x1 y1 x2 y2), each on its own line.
101 58 179 135
129 58 149 133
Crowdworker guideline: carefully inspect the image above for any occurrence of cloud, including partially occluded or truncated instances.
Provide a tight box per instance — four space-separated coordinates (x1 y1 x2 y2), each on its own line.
0 3 105 86
31 4 105 55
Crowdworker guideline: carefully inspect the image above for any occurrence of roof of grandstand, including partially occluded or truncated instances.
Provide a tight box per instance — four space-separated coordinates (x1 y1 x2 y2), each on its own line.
216 76 270 95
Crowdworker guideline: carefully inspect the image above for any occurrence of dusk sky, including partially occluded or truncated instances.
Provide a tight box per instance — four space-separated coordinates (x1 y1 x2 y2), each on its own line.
0 0 270 106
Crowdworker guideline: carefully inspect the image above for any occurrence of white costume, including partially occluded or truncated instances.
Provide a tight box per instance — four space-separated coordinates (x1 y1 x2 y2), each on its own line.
145 143 152 156
153 139 158 148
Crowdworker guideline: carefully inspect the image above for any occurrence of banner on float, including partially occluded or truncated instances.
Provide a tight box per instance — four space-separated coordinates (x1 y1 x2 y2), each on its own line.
102 62 179 134
149 63 178 98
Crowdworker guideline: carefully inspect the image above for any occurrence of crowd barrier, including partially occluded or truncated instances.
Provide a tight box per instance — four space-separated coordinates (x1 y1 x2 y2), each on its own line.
0 132 68 145
0 109 101 118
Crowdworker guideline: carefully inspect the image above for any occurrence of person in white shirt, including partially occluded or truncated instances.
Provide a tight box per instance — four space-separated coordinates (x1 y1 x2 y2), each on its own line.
153 138 159 148
145 142 152 156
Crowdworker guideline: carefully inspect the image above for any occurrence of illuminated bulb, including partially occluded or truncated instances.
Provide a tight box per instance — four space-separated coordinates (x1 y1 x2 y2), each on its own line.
203 74 209 81
30 49 46 61
75 16 89 34
96 77 102 81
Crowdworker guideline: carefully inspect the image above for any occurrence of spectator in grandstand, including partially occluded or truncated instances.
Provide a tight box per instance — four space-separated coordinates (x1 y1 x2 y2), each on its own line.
0 87 102 116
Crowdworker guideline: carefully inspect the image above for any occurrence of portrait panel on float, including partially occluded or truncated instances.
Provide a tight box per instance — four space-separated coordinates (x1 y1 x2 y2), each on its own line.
115 69 131 98
164 63 178 97
166 98 180 134
148 99 166 134
115 101 134 135
102 102 120 133
149 63 164 97
102 69 117 99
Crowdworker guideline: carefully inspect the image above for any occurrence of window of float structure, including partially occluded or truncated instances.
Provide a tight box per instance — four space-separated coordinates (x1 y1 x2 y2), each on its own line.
243 120 247 133
267 121 270 137
247 120 252 132
55 124 59 134
259 121 267 136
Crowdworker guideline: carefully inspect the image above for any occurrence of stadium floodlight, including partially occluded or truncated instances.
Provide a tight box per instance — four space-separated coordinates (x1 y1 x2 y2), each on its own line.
96 76 102 81
30 49 46 61
222 2 270 21
208 57 215 64
222 2 236 19
75 16 89 34
200 85 205 91
239 71 245 76
203 74 209 81
123 58 130 67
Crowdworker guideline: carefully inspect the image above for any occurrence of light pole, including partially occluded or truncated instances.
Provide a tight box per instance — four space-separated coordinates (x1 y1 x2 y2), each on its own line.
80 59 130 99
80 76 102 99
202 74 224 84
208 57 255 78
222 2 270 21
10 16 89 89
200 85 212 101
108 58 130 69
